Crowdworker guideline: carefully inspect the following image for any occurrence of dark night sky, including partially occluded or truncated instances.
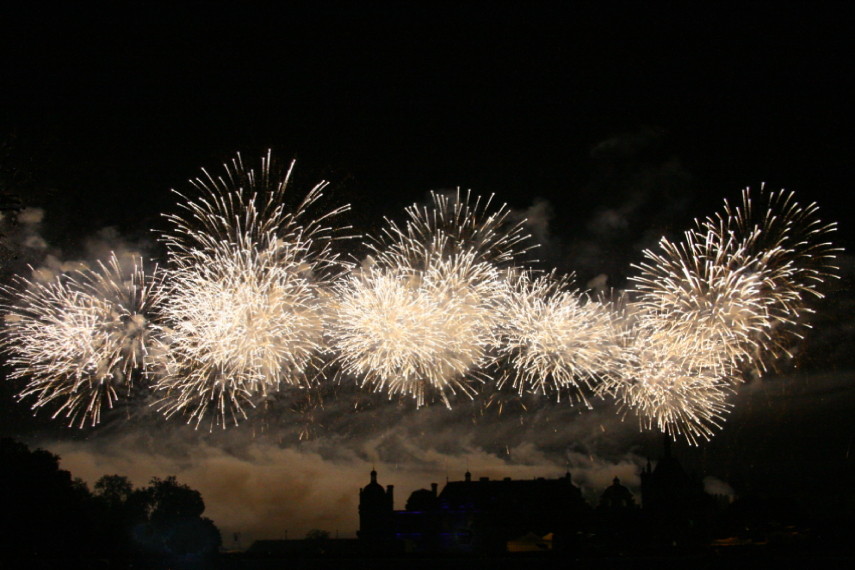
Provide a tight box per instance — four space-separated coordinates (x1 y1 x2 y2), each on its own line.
4 3 853 239
1 2 854 541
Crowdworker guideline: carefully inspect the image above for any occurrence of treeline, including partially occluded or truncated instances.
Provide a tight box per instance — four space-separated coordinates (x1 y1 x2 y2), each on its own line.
0 437 221 567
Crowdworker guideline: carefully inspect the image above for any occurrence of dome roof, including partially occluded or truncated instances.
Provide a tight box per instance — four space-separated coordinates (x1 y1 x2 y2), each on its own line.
361 470 386 499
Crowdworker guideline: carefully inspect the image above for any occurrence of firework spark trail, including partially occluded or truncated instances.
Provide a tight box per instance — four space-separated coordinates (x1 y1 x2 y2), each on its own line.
329 190 531 407
163 150 351 277
614 186 840 443
154 152 350 428
154 241 328 427
698 186 841 366
368 188 535 269
0 253 163 427
328 249 504 407
496 271 621 404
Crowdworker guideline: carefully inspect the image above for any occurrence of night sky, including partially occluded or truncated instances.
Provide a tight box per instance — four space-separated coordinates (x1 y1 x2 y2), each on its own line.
2 3 854 544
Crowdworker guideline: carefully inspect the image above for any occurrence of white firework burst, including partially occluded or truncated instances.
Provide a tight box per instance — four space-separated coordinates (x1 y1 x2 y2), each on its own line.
1 253 163 427
497 271 621 403
154 152 350 428
328 249 503 407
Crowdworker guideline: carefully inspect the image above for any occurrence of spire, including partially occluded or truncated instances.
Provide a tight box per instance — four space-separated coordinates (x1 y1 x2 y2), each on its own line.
370 469 377 483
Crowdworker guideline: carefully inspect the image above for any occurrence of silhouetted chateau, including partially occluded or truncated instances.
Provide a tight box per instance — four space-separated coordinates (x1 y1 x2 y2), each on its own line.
359 469 589 553
359 439 720 553
600 476 635 510
640 436 712 542
357 470 394 542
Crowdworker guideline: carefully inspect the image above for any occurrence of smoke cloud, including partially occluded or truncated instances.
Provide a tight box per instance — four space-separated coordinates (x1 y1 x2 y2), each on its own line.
40 387 650 544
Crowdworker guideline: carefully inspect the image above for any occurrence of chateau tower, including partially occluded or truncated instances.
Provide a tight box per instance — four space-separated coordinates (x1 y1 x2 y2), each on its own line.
358 470 394 541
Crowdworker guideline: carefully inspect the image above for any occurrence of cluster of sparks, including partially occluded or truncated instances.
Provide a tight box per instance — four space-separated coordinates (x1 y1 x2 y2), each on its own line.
0 253 162 427
497 271 620 404
0 155 840 443
153 151 350 428
613 187 839 442
328 191 530 407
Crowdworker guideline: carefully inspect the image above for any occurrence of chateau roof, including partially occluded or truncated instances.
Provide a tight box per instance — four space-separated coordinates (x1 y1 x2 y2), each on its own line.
437 474 584 510
360 469 387 499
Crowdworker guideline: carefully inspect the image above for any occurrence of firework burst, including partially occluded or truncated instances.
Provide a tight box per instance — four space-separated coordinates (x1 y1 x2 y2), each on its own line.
328 249 504 407
587 296 733 445
698 186 840 364
629 228 775 374
154 152 350 428
615 185 840 443
327 190 532 407
630 185 840 376
497 271 620 403
0 253 163 427
154 241 328 427
604 334 734 446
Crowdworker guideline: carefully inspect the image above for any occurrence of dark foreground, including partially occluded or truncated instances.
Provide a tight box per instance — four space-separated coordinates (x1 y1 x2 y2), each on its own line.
218 548 855 570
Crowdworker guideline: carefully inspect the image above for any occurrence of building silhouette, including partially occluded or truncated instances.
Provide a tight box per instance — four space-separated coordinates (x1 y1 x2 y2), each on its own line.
357 469 394 544
640 436 715 545
359 470 589 553
356 439 741 554
599 477 635 510
593 476 640 549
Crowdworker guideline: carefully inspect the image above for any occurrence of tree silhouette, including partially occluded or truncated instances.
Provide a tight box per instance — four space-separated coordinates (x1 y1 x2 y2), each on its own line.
143 476 206 522
133 475 221 564
0 437 97 561
1 438 221 566
93 474 147 563
95 473 134 506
